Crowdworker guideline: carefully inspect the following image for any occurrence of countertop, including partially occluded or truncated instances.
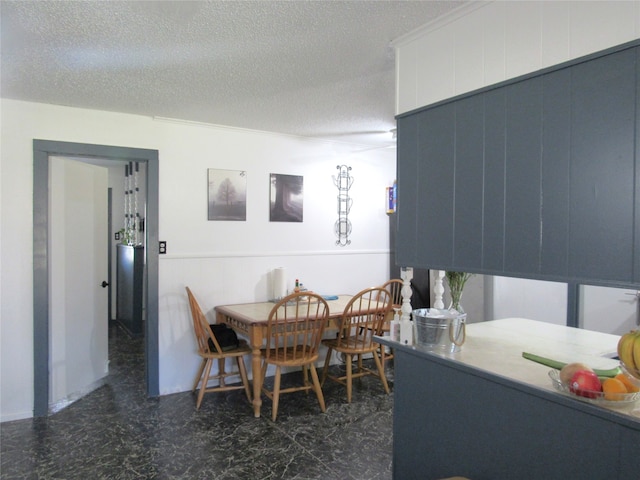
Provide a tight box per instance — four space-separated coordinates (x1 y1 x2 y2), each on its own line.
378 318 640 422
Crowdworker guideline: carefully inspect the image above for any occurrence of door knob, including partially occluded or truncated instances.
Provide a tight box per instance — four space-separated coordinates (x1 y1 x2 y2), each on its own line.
101 281 109 288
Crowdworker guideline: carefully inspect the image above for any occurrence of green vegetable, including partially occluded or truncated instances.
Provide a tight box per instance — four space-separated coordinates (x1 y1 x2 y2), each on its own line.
522 352 622 378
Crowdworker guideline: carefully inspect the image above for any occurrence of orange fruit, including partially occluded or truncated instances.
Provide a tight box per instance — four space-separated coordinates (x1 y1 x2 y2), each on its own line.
615 373 640 393
602 378 628 400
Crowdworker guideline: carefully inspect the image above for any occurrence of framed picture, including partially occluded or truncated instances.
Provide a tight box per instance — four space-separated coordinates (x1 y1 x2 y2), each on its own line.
270 173 303 222
208 169 247 221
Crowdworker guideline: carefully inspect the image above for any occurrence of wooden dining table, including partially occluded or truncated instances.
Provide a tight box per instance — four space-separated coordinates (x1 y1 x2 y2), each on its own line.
215 294 353 417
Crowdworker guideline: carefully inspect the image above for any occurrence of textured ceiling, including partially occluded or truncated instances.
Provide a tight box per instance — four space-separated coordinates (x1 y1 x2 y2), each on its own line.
1 0 468 149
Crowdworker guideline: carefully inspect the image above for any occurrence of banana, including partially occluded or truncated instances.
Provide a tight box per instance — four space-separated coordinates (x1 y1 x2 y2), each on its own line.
632 331 640 379
617 333 631 368
617 330 638 371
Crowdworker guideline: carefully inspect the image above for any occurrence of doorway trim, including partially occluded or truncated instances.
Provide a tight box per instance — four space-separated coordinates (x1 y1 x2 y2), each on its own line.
33 140 159 417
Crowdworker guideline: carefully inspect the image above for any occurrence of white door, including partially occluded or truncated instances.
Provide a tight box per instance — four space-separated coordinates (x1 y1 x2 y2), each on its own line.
49 157 109 407
581 285 639 336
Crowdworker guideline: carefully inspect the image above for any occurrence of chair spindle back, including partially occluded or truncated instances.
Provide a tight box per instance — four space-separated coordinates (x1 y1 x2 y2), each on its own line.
336 287 391 351
265 292 330 363
186 286 222 354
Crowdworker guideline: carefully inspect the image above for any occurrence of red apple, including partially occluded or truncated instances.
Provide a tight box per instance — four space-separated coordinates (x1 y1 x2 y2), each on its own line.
569 370 602 398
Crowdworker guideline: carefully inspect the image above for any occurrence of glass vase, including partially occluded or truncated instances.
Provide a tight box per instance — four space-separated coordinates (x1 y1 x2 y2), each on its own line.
448 291 464 314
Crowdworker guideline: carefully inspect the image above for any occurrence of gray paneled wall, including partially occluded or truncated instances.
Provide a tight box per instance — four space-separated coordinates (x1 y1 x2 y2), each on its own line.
396 40 640 288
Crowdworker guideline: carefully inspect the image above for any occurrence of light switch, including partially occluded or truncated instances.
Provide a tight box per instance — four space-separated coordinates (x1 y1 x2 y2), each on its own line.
159 241 167 254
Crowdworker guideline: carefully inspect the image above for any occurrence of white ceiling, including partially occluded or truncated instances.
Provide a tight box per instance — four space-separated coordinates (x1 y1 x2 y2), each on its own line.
1 0 468 150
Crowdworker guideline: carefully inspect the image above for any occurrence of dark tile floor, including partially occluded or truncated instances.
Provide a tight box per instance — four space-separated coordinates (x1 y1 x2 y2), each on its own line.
1 325 394 479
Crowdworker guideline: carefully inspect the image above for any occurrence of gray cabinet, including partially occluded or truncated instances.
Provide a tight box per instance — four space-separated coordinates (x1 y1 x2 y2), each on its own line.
397 40 640 287
385 343 640 480
116 244 144 336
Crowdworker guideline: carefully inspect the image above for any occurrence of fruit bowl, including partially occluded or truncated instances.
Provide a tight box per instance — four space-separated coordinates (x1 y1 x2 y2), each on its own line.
548 370 640 406
620 361 640 384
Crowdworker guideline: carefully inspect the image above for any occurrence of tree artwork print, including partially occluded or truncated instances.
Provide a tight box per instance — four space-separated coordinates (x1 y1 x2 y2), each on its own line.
270 173 303 222
207 169 247 221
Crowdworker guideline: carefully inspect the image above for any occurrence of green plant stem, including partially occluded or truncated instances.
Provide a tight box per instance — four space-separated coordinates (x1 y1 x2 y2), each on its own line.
522 352 622 377
446 271 472 308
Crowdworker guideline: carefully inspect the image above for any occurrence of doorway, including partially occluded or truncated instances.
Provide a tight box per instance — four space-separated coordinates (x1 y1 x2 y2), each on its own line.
33 140 159 417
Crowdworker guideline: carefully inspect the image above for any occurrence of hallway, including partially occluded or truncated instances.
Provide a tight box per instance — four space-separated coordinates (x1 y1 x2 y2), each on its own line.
1 325 394 479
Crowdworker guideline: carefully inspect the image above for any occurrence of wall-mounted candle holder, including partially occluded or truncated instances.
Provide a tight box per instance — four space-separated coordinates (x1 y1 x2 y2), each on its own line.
333 165 353 246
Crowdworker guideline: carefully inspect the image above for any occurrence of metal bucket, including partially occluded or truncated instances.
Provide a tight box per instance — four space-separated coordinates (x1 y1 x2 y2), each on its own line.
412 308 466 353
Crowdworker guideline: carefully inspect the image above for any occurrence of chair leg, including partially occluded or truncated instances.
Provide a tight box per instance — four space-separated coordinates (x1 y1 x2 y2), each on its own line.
272 366 282 421
302 364 309 392
321 347 332 386
259 359 268 398
380 344 387 366
346 353 353 403
381 343 392 364
260 358 268 386
192 358 206 392
218 358 226 387
236 356 252 402
309 363 326 413
259 358 269 396
372 349 390 394
196 358 213 410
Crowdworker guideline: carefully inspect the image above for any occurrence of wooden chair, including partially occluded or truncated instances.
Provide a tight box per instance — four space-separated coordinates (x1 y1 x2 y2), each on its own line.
321 287 392 403
260 292 330 421
186 287 252 410
379 279 403 363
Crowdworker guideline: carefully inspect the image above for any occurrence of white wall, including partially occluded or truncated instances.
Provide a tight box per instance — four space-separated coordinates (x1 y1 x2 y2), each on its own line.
394 0 640 324
0 99 396 421
580 285 639 335
395 1 640 113
492 277 567 325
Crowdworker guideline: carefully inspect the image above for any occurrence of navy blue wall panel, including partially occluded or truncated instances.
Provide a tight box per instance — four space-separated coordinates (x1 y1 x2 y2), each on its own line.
396 115 419 267
453 94 485 270
504 77 543 275
482 88 507 272
540 68 571 277
635 47 640 284
415 105 455 268
569 48 636 282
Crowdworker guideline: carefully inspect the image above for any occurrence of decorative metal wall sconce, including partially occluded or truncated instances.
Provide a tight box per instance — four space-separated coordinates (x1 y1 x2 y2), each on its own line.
333 165 353 246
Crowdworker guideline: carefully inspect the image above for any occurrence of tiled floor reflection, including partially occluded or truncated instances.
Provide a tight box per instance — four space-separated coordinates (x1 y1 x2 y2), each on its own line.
1 325 394 479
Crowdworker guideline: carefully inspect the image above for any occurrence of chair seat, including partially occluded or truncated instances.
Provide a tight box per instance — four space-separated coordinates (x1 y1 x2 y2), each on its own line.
260 347 318 366
201 339 251 359
321 337 378 355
